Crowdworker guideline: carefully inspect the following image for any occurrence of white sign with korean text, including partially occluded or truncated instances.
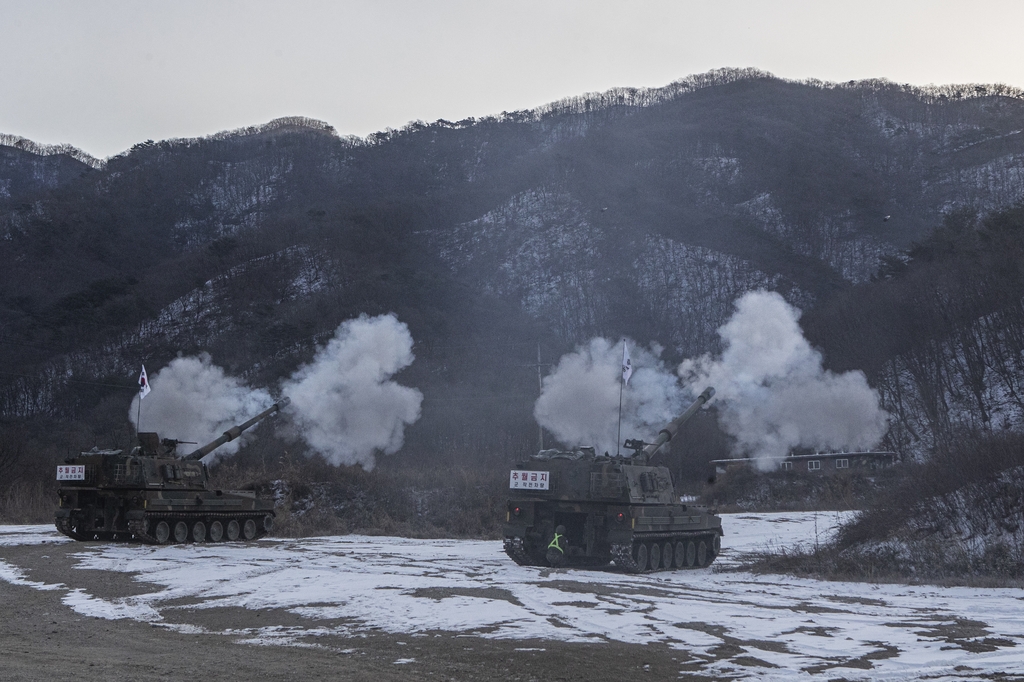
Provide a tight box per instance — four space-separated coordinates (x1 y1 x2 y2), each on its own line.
56 465 86 481
509 470 549 490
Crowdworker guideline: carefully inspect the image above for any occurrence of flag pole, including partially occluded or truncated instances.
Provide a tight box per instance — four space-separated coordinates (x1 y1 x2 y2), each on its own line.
537 343 545 452
617 339 627 457
616 371 624 457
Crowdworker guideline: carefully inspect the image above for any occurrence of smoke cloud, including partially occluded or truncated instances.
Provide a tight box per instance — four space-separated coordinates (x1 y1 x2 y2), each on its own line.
534 338 687 454
280 313 423 469
679 290 888 469
129 353 274 460
129 314 423 468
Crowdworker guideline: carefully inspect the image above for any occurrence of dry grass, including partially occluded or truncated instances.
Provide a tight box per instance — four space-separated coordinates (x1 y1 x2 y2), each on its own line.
743 441 1024 586
0 479 57 525
743 539 1024 588
206 449 510 539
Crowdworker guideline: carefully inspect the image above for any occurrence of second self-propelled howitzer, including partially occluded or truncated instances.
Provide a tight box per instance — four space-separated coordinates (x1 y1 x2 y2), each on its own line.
504 388 722 573
55 398 290 544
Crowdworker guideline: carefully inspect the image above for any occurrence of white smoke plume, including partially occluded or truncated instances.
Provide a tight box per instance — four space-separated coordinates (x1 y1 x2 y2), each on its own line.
534 338 687 454
679 290 888 469
280 313 423 469
129 314 423 468
129 353 274 460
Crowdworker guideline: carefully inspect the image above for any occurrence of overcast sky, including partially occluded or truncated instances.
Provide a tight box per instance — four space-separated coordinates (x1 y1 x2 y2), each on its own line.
3 0 1023 159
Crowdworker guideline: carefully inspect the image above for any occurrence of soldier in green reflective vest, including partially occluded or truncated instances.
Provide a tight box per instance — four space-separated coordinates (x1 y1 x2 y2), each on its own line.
546 525 567 567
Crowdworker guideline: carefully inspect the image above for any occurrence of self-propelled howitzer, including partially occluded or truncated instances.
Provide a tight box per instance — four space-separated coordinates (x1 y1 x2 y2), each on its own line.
503 388 722 573
55 398 289 544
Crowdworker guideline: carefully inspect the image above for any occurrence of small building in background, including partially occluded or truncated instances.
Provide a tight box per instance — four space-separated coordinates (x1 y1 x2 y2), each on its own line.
710 452 896 478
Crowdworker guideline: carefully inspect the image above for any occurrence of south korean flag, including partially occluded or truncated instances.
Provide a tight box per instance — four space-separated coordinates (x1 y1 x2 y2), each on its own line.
138 365 151 399
621 341 632 386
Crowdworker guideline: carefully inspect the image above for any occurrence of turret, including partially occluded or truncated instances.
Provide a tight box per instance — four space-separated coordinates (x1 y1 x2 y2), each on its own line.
624 387 714 463
181 397 291 461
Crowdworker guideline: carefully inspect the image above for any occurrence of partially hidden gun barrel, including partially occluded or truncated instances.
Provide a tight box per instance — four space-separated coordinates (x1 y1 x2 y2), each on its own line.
641 387 715 458
183 397 291 461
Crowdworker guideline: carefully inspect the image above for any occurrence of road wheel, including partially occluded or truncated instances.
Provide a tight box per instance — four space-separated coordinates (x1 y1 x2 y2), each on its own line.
226 519 240 541
242 518 257 540
262 515 274 533
633 542 648 573
673 541 686 569
649 542 661 572
173 521 188 543
686 541 696 567
662 542 673 570
712 533 722 559
697 539 708 567
191 521 206 543
154 521 170 544
209 521 224 542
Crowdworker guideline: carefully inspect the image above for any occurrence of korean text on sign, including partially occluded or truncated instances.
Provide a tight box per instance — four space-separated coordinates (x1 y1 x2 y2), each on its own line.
509 470 550 490
56 465 86 481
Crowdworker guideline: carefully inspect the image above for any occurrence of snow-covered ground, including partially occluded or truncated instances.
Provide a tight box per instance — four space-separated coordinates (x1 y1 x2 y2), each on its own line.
2 512 1022 681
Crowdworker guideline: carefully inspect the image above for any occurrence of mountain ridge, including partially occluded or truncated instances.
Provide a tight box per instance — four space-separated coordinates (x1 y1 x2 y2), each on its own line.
3 69 1024 468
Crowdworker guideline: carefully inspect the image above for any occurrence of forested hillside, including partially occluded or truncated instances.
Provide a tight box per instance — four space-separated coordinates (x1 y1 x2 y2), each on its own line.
3 69 1024 531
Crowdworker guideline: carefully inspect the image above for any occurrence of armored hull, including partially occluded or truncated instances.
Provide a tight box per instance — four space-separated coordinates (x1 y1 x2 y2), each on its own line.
504 388 722 573
504 455 722 572
55 399 287 544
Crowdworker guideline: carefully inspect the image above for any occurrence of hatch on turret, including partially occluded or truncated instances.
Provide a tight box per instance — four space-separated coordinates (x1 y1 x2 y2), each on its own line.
623 465 675 504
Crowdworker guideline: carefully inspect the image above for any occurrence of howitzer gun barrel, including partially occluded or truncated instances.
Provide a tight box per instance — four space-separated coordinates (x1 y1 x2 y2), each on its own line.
642 387 715 458
183 397 291 461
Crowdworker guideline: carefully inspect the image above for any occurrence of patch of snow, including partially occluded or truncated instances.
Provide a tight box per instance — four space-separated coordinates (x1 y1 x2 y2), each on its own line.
434 189 807 350
0 241 341 419
434 189 604 340
936 153 1024 215
0 560 65 590
737 194 895 283
63 588 163 621
0 524 71 547
633 235 802 352
692 155 740 184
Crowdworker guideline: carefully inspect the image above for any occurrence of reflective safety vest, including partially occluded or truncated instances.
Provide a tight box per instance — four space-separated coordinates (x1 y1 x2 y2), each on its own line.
547 532 564 553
